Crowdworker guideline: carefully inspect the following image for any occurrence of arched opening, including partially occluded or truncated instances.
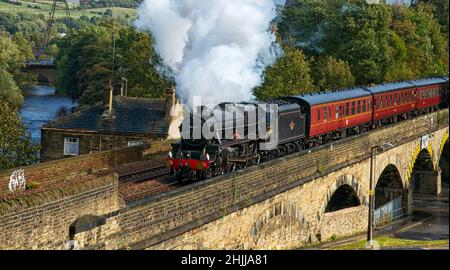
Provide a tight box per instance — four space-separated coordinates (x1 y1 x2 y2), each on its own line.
375 164 404 209
439 140 449 188
411 149 438 195
325 184 361 213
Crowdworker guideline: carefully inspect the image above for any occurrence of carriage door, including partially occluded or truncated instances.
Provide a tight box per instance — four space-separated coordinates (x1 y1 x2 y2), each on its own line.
337 103 345 131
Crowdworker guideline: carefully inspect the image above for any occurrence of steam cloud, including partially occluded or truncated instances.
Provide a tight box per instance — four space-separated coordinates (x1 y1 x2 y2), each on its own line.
135 0 281 106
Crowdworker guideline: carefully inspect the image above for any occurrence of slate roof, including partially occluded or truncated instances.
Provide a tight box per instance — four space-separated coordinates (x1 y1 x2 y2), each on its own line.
43 96 170 137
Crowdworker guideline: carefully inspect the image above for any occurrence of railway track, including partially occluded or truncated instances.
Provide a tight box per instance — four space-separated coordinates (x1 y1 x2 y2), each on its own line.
119 165 171 184
121 179 179 202
116 159 178 202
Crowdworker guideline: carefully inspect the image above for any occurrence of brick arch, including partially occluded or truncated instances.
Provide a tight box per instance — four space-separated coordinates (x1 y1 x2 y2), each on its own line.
317 174 365 224
250 201 310 249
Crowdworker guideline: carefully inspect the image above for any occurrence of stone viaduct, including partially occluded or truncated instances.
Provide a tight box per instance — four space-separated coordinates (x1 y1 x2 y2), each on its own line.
0 109 448 250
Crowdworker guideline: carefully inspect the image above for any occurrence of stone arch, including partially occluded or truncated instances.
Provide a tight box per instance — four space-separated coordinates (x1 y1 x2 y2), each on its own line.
376 153 405 188
318 175 365 220
68 215 106 249
375 164 405 209
410 147 440 195
251 201 309 249
438 138 449 185
438 133 449 161
325 185 361 213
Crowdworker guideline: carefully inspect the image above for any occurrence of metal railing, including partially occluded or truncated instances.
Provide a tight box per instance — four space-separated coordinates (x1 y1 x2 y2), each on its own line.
374 196 407 226
26 59 55 66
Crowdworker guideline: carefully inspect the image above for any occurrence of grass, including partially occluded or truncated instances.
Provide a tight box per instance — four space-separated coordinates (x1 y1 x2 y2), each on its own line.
0 0 136 19
333 236 449 250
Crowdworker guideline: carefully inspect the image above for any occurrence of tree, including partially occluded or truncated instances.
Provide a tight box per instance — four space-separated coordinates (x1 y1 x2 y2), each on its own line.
0 69 23 108
279 0 447 85
0 98 39 170
310 56 355 91
254 46 314 99
389 3 448 79
0 31 34 108
56 22 170 107
279 1 391 84
416 0 449 34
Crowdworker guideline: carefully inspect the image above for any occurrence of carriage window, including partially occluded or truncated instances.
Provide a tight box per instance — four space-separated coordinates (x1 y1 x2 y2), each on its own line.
351 101 355 115
357 101 361 113
346 103 350 116
317 109 321 121
324 107 328 120
380 97 383 108
362 100 367 112
336 106 339 119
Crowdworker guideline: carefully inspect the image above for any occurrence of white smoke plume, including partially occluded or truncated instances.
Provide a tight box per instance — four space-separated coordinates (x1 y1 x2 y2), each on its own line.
135 0 281 106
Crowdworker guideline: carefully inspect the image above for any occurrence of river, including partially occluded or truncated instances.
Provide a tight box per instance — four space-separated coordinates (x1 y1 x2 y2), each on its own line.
20 85 75 145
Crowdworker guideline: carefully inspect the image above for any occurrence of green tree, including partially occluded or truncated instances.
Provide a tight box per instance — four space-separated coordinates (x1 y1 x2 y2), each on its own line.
0 69 23 108
390 3 448 79
0 32 34 107
280 1 392 84
0 98 39 170
417 0 449 34
254 46 314 99
310 56 355 91
56 22 169 107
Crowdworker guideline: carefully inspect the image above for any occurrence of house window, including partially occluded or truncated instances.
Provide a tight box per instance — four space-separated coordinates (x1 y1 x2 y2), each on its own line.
128 141 144 147
64 137 79 156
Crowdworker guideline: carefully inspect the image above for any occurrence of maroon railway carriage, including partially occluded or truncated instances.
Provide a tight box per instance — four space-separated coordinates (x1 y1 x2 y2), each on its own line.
367 77 448 126
285 88 373 145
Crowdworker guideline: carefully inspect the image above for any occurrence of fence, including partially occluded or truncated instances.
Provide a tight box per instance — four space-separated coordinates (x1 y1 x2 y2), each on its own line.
374 196 406 226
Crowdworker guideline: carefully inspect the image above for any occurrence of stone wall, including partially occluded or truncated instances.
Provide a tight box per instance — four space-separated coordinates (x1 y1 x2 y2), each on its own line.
318 206 368 241
0 145 145 195
0 110 447 250
72 110 449 250
0 173 120 250
40 130 159 162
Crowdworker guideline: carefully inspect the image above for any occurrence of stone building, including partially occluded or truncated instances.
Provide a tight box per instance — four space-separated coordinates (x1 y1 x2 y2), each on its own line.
40 86 176 162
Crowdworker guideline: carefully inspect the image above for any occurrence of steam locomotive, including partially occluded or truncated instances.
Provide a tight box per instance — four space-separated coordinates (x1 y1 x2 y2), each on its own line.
168 77 449 181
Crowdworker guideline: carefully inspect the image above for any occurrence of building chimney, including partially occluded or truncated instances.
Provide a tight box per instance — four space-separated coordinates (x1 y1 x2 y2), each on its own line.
103 79 112 107
109 82 113 115
120 77 128 97
102 79 115 119
165 85 176 119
